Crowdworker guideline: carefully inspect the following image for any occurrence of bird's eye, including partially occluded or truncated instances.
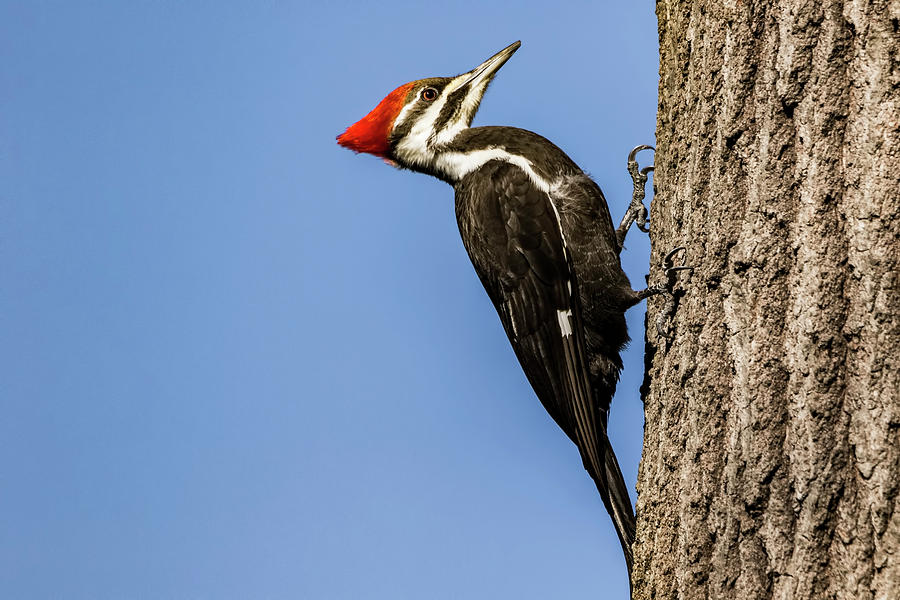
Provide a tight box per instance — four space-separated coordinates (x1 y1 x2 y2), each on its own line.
421 87 438 101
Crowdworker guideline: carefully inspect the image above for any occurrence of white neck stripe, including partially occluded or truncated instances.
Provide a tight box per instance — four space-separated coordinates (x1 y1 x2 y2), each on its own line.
434 148 551 191
436 147 568 249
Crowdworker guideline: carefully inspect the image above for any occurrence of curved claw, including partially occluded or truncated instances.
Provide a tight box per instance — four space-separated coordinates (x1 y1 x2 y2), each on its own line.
618 201 651 245
636 207 651 233
662 247 693 286
633 246 694 339
627 144 655 164
662 246 687 266
617 144 656 249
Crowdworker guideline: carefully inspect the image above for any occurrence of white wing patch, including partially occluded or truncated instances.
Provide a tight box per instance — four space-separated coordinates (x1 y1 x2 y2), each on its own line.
506 302 520 340
557 309 573 337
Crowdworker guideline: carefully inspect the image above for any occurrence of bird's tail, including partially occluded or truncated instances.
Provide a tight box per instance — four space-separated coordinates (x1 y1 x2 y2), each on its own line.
592 432 636 578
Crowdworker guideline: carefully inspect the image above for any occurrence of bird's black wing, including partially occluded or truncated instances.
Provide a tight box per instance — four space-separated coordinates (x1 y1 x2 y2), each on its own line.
454 160 635 568
553 174 635 420
455 160 599 462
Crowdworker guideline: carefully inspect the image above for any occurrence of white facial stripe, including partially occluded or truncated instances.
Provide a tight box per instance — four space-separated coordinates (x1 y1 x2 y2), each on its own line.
392 98 419 136
432 79 489 146
432 121 466 146
394 73 471 166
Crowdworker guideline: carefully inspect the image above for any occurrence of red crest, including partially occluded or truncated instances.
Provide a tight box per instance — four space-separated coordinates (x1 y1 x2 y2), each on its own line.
337 82 416 157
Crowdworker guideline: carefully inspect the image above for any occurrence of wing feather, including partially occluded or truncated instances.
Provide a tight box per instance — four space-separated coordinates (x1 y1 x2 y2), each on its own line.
455 160 602 475
453 158 636 573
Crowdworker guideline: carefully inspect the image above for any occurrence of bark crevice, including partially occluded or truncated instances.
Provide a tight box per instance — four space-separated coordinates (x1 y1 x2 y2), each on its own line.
636 2 900 598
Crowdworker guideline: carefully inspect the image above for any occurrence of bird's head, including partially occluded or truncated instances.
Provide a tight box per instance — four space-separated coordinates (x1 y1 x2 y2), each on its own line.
337 41 520 173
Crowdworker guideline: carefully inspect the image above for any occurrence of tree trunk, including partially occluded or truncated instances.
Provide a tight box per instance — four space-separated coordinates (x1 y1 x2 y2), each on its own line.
635 1 900 599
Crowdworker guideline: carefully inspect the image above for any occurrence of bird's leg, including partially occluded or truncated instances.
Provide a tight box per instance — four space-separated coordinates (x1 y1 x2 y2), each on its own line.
615 145 654 251
632 247 693 338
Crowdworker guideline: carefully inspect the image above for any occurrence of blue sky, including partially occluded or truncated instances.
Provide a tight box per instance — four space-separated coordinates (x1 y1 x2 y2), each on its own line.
1 2 659 598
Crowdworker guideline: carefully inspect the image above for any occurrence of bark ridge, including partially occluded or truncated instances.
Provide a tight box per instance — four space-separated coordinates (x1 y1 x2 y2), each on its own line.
638 2 900 598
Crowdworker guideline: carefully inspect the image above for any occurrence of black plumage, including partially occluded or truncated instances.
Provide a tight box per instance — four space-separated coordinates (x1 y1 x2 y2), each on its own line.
454 149 638 571
338 41 646 580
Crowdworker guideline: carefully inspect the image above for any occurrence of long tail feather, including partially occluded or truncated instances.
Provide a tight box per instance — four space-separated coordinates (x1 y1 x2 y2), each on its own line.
592 432 636 577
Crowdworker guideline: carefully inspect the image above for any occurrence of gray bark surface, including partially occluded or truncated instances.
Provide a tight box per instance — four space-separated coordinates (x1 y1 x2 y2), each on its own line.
636 1 900 598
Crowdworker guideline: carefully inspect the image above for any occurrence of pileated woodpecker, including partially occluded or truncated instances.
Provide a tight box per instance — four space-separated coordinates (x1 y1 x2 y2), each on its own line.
338 41 676 577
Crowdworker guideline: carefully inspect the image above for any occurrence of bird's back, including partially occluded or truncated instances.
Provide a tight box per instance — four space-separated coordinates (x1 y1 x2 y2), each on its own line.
454 156 636 570
450 127 634 419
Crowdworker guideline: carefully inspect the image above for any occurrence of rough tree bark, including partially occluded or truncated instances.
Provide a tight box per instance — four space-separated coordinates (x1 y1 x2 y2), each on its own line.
634 1 900 599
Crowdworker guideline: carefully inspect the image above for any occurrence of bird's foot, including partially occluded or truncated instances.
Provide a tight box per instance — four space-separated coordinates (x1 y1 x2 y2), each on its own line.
615 144 654 250
635 247 693 338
